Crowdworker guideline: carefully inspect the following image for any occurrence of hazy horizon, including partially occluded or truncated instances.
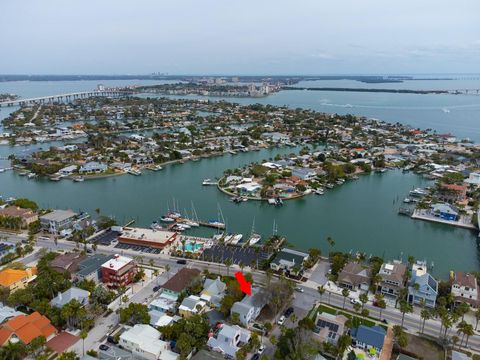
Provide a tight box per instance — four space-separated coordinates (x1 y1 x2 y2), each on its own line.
1 0 479 75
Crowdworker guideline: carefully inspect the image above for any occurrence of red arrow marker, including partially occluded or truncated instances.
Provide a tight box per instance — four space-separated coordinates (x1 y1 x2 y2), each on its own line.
234 271 251 296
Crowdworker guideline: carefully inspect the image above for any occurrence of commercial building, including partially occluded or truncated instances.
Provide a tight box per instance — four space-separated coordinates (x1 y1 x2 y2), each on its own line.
101 255 137 289
118 227 177 249
75 254 114 282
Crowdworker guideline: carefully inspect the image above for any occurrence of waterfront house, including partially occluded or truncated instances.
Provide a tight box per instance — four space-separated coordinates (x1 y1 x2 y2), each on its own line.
0 312 57 346
314 312 347 345
292 167 317 181
58 165 78 176
451 271 479 307
39 209 78 234
230 287 267 326
376 260 407 299
235 182 261 195
0 267 37 291
101 255 137 289
51 287 90 308
161 268 201 299
407 260 438 308
178 295 207 318
351 325 386 354
207 323 251 359
337 262 371 292
438 183 467 203
119 324 178 360
431 203 459 221
79 161 107 174
200 277 226 309
270 248 309 276
0 206 38 229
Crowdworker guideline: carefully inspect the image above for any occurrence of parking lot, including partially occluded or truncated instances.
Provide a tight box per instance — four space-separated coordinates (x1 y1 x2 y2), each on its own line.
114 242 162 254
201 245 271 266
89 230 121 246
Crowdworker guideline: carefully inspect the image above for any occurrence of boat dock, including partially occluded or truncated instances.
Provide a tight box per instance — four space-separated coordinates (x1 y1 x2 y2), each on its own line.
411 209 477 230
165 217 226 230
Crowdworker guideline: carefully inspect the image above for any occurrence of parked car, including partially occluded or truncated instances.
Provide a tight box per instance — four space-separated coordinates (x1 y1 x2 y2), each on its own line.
257 345 265 354
176 259 187 265
251 354 260 360
153 285 161 292
294 286 304 293
99 344 109 351
284 307 294 317
277 315 286 325
350 298 361 305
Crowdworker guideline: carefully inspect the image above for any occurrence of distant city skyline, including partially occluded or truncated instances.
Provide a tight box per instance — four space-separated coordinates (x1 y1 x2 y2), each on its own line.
1 0 479 75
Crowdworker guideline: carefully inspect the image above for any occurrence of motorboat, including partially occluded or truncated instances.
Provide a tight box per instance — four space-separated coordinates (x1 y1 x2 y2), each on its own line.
127 168 141 176
224 234 234 243
160 216 175 223
27 172 37 179
230 234 243 245
248 233 261 245
167 211 181 219
183 220 199 227
314 189 324 195
73 176 84 182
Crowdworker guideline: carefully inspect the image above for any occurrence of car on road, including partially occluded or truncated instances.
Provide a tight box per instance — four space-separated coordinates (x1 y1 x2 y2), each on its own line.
153 285 161 292
284 307 294 318
257 345 265 354
350 298 361 305
99 344 109 351
382 319 388 324
38 236 50 241
251 354 260 360
294 286 304 293
176 259 187 265
277 315 286 325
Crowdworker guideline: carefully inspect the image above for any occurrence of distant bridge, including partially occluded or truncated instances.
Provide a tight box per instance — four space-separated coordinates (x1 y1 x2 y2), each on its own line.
0 89 133 108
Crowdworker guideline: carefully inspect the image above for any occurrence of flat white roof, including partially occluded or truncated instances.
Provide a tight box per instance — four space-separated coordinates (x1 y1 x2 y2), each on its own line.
120 227 176 244
101 254 134 271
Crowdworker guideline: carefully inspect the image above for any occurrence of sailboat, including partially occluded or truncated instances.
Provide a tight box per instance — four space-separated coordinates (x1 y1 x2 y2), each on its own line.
230 234 243 245
248 218 261 246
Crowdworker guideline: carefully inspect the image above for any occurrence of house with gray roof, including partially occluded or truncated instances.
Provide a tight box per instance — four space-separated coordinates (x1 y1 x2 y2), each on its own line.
376 260 407 299
51 287 90 308
407 260 438 308
79 161 107 174
230 287 267 326
207 324 251 359
0 303 24 324
270 248 309 276
200 277 226 309
351 325 386 353
75 254 114 283
40 209 78 234
337 262 371 292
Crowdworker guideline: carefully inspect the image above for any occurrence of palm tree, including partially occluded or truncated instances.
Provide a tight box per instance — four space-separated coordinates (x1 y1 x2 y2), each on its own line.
359 293 368 311
441 313 454 338
451 335 459 350
475 308 480 331
457 321 468 346
317 286 325 302
375 294 386 320
326 236 335 252
420 309 432 334
225 258 232 277
341 288 350 309
399 300 413 328
80 329 88 356
464 323 474 347
165 264 170 279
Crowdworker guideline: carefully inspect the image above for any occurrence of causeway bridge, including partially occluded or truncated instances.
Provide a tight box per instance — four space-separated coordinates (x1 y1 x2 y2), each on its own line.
0 89 133 108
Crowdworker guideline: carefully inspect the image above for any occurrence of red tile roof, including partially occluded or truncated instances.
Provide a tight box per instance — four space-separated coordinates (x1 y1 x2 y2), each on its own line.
2 312 57 345
46 331 80 354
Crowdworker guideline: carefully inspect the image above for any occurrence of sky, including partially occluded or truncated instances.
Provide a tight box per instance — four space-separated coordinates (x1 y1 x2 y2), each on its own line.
1 0 479 75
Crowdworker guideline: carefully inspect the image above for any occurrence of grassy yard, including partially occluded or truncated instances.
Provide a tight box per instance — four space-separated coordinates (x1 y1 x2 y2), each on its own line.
310 303 378 328
402 334 444 360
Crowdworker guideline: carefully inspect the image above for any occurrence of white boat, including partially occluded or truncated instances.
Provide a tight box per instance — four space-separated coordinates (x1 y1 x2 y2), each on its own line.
176 223 191 230
18 171 29 176
150 222 163 230
409 188 428 197
213 232 224 241
224 234 234 243
303 189 312 195
326 183 334 189
183 220 199 227
160 216 175 223
50 176 61 181
208 220 225 228
127 168 141 176
268 198 276 205
73 176 84 182
314 189 324 195
168 211 181 219
0 169 4 173
152 165 163 171
202 178 218 186
230 234 243 245
248 233 261 245
27 172 37 179
403 198 412 203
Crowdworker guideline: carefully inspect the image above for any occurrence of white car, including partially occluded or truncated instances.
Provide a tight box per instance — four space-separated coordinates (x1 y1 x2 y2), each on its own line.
295 286 304 293
350 298 361 305
277 315 286 325
257 345 265 354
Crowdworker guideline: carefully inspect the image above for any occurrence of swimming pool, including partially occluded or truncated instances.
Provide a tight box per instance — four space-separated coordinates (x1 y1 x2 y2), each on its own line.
184 242 203 252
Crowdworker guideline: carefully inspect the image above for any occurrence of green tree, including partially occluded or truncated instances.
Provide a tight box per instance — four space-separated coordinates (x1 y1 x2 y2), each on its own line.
119 303 150 325
341 288 350 309
399 300 413 328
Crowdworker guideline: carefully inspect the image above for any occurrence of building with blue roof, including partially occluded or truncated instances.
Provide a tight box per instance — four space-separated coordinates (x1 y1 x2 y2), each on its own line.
351 325 386 353
407 260 438 308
